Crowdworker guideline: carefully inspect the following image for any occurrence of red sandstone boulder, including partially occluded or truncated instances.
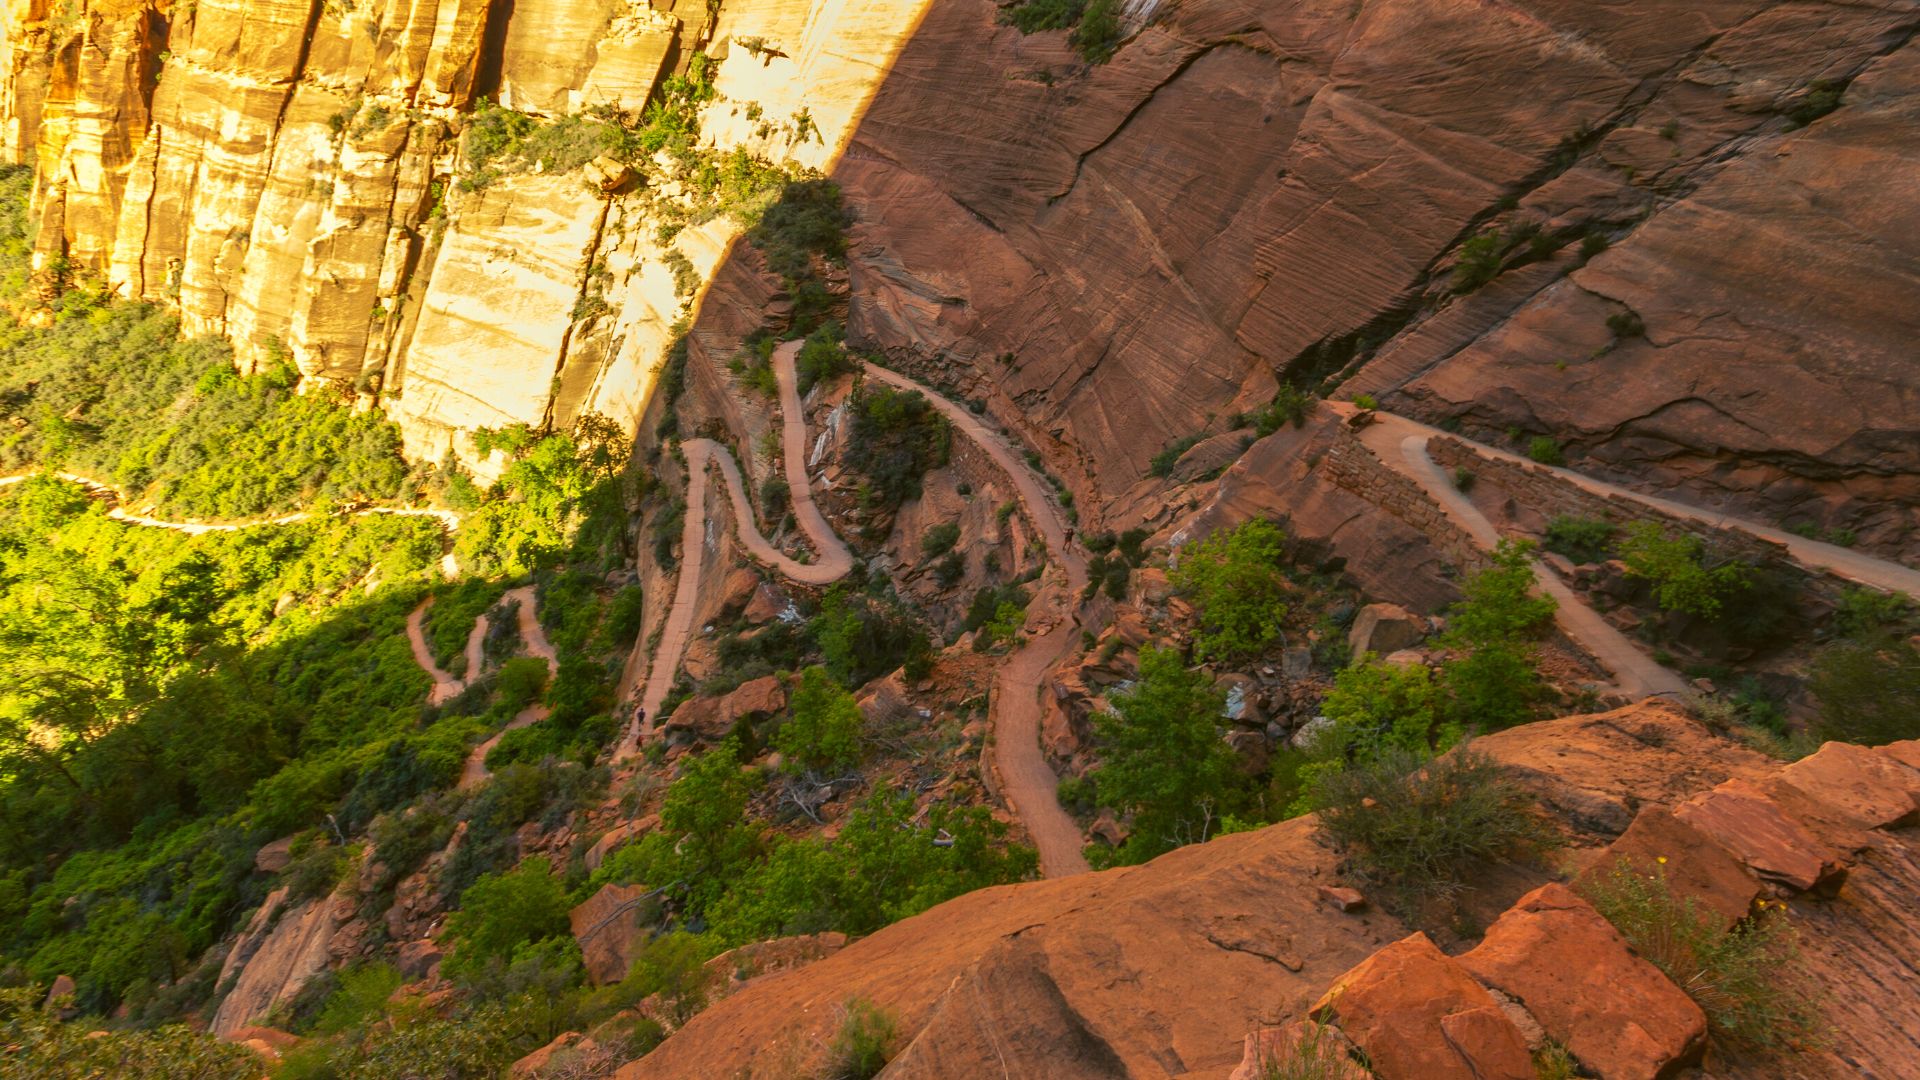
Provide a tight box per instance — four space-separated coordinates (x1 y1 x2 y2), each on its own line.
511 1031 599 1077
572 883 654 985
1347 603 1428 657
253 836 295 874
1878 739 1920 773
1673 778 1847 894
663 675 788 742
1461 884 1706 1080
1779 741 1920 829
1312 933 1532 1080
1576 804 1762 930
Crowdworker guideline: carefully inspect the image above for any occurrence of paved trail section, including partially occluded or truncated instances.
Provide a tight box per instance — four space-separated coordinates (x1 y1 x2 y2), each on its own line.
1352 414 1687 700
1351 407 1920 699
609 345 1094 876
864 364 1093 877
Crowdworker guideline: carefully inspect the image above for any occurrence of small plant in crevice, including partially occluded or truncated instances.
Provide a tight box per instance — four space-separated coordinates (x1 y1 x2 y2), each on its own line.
1577 857 1825 1051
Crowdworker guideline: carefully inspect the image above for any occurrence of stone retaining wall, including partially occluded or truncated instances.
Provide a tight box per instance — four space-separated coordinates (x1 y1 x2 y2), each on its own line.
1319 424 1489 575
1428 436 1792 569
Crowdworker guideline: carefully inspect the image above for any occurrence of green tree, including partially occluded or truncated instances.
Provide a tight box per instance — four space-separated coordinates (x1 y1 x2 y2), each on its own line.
1618 521 1749 619
1169 519 1290 662
776 666 864 774
1437 540 1554 730
442 857 573 977
1091 647 1238 862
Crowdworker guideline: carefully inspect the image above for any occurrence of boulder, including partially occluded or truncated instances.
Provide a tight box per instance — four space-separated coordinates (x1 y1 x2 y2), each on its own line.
1347 603 1427 657
253 836 296 874
225 1025 303 1062
1216 673 1266 727
1317 886 1366 913
1779 741 1920 829
742 580 794 625
1576 804 1762 930
1312 933 1533 1080
572 883 654 985
43 974 76 1009
1674 778 1848 894
1460 884 1707 1080
1291 716 1334 751
1225 729 1270 775
1228 1021 1370 1080
396 940 444 980
512 1031 599 1077
584 815 659 871
1878 739 1920 773
663 675 788 742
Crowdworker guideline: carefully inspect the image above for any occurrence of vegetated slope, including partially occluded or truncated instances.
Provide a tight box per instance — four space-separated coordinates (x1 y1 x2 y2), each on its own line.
837 0 1920 554
620 705 1920 1079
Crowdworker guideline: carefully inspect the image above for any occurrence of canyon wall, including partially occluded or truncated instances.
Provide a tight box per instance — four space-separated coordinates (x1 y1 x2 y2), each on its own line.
833 0 1920 556
0 0 927 475
3 0 1916 548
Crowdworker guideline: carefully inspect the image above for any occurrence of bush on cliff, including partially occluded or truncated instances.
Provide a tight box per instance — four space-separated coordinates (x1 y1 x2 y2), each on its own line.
1169 518 1291 662
1089 647 1240 864
1311 743 1544 905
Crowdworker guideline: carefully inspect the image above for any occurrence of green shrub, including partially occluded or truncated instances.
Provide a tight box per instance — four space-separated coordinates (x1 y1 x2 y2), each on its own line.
1169 519 1290 662
1808 635 1920 745
1617 521 1749 620
920 521 961 557
1308 744 1543 905
1453 230 1507 292
495 655 551 712
776 666 864 774
442 857 574 980
1606 310 1645 338
1542 515 1614 564
1526 436 1564 465
794 321 855 393
1251 384 1316 436
313 962 404 1035
1578 858 1824 1049
0 986 260 1079
1091 647 1238 863
1149 434 1203 478
810 585 929 687
825 997 898 1079
1829 586 1910 640
843 385 950 516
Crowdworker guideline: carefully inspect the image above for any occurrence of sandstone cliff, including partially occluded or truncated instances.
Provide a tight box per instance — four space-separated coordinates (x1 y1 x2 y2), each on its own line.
0 0 928 475
834 0 1920 555
6 0 1914 541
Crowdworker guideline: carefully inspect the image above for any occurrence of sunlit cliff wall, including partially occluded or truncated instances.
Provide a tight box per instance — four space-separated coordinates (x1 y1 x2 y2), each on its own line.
0 0 927 476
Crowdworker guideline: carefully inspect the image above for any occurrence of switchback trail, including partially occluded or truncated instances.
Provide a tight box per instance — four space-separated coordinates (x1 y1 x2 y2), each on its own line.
1349 411 1688 700
1368 410 1920 598
863 364 1094 878
610 345 1095 877
1349 404 1916 697
402 584 560 789
614 340 856 759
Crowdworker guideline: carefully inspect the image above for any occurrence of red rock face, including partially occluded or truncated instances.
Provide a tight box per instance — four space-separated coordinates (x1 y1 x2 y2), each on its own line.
838 0 1920 553
1312 932 1534 1080
1461 884 1706 1080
